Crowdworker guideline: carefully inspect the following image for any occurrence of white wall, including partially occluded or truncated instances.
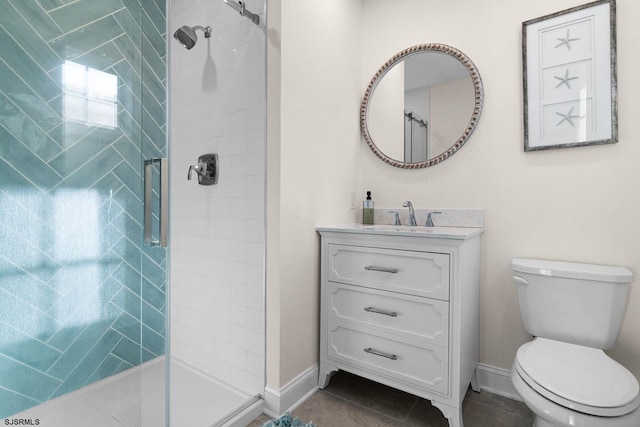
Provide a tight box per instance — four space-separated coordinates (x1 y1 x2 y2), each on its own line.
269 0 640 391
359 0 640 378
266 0 363 388
169 0 266 394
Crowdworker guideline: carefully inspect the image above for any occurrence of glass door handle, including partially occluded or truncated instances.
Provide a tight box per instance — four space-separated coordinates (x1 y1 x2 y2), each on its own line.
144 158 168 248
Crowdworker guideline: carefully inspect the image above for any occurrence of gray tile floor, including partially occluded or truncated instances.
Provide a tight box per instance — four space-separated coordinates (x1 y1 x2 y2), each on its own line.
248 371 533 426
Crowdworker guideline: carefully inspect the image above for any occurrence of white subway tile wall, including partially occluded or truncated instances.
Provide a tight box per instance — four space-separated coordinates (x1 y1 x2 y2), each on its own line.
169 0 265 395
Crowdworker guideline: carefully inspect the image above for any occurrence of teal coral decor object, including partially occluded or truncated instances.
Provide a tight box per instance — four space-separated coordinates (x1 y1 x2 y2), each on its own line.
262 412 316 427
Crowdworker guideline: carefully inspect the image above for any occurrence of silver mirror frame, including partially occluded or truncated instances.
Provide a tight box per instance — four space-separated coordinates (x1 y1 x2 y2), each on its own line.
360 44 484 169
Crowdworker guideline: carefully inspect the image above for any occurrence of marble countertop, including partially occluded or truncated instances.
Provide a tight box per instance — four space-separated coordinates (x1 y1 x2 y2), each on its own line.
316 224 483 240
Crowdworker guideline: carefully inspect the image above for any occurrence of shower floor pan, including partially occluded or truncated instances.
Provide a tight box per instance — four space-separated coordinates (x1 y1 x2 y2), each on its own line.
11 357 262 427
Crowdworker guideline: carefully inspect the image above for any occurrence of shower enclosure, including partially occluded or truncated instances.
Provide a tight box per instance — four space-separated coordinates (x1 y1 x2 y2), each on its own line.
0 0 266 425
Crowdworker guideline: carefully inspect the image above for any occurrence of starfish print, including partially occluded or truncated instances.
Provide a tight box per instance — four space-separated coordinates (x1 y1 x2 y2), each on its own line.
554 68 579 89
555 106 581 127
555 29 580 50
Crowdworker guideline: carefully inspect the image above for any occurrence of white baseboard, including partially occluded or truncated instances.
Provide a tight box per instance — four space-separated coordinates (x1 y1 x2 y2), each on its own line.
263 364 319 418
476 363 522 401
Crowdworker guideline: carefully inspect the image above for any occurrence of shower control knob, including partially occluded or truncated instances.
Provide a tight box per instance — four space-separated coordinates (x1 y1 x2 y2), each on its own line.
187 163 206 180
187 154 219 185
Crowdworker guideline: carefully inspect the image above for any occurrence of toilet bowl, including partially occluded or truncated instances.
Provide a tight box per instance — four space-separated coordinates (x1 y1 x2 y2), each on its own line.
510 258 639 427
512 338 640 427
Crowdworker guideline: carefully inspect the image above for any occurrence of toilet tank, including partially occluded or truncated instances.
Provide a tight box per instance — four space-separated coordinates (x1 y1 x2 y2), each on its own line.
512 258 633 349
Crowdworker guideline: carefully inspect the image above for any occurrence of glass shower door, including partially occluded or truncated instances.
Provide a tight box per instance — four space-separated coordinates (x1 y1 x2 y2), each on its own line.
0 1 167 425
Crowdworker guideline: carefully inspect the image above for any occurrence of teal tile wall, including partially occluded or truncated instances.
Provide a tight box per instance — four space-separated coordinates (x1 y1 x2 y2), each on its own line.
0 0 166 417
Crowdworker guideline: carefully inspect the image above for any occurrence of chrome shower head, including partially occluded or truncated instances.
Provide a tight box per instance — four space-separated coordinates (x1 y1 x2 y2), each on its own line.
173 25 212 50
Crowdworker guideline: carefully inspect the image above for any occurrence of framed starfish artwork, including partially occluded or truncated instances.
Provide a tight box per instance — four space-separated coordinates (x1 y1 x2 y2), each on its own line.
522 0 617 151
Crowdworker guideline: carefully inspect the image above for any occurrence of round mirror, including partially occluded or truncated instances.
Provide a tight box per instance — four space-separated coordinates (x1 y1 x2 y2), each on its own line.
361 44 484 168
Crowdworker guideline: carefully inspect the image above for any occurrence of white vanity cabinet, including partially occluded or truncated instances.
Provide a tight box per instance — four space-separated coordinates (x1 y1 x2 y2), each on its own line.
317 225 482 427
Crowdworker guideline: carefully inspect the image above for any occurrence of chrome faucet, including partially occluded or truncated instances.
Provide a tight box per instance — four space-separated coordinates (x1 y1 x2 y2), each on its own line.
425 211 442 227
402 201 417 226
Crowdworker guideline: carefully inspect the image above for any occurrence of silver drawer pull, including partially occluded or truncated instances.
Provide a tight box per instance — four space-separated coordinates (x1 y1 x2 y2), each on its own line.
364 307 398 317
364 347 398 360
364 265 398 274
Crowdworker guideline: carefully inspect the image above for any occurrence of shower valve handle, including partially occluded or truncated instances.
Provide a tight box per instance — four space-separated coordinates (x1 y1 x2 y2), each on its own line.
187 154 219 185
187 163 206 180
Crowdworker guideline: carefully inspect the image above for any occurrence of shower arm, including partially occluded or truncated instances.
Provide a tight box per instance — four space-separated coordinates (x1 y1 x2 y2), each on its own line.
192 25 212 38
220 0 260 25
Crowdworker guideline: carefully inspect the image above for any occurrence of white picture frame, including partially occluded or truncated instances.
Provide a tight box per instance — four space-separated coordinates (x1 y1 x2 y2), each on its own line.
523 0 617 151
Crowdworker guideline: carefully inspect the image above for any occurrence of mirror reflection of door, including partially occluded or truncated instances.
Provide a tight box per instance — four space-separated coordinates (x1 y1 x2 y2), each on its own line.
404 110 429 162
402 52 474 163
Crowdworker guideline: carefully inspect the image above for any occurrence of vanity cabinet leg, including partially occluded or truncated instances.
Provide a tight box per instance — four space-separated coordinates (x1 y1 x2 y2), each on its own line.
431 400 463 427
318 363 338 389
448 409 463 427
470 367 481 392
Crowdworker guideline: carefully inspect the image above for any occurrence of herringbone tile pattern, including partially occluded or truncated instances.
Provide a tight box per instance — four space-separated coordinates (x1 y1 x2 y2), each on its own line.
0 0 167 417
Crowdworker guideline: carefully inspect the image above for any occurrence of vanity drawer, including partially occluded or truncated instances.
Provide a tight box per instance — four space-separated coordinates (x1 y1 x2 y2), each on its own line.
327 322 449 394
326 282 449 347
327 244 450 300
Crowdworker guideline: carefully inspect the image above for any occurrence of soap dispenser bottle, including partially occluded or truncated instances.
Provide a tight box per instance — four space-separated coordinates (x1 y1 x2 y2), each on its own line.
363 191 374 225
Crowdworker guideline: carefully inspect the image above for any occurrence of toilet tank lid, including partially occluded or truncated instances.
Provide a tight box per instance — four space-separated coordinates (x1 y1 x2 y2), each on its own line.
513 258 633 283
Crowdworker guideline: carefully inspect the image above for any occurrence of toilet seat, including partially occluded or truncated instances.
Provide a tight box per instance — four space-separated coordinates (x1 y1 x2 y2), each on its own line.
516 338 640 417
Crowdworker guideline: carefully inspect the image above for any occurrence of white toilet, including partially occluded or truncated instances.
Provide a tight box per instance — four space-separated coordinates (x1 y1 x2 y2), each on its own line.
511 258 640 427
